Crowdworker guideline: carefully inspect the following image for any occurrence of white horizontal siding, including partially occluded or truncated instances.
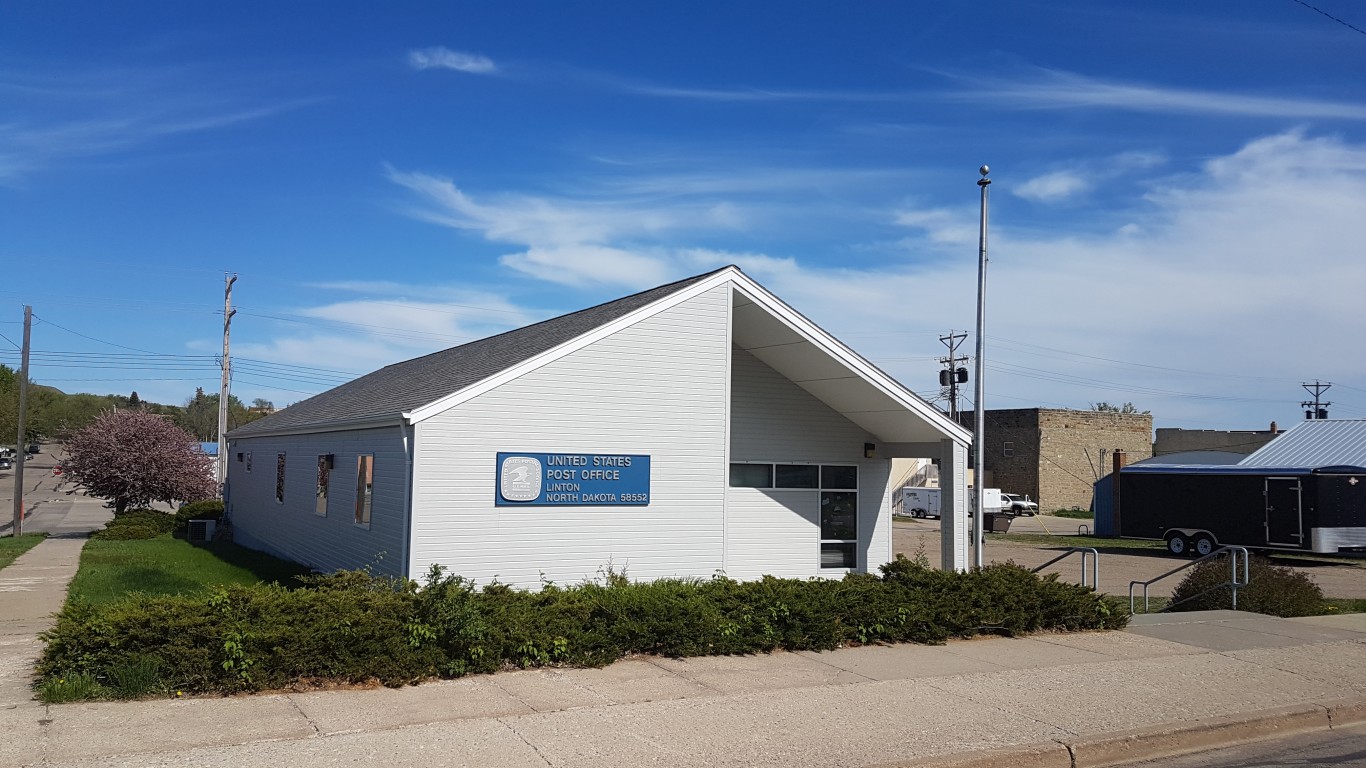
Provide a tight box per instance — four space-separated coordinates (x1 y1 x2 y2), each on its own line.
409 285 730 588
724 489 818 579
225 426 407 577
730 347 877 462
726 347 892 578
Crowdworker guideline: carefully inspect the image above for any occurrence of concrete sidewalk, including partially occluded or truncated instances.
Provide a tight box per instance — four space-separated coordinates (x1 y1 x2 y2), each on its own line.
0 494 111 712
0 610 1361 767
3 503 1366 767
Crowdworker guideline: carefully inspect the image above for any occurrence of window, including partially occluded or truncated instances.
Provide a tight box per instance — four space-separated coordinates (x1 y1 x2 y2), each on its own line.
236 452 244 463
246 452 252 473
315 455 331 516
1003 441 1015 458
820 465 858 569
275 453 286 503
729 462 858 569
355 455 374 526
729 463 773 488
774 464 819 488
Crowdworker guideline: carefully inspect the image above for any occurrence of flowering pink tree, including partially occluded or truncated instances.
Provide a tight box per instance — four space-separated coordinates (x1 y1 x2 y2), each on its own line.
63 410 217 513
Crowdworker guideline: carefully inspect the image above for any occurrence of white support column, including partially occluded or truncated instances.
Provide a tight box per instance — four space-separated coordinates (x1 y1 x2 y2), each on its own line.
939 438 970 572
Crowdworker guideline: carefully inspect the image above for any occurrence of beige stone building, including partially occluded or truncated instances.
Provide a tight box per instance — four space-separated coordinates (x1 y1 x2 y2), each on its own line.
1153 425 1280 457
962 408 1153 512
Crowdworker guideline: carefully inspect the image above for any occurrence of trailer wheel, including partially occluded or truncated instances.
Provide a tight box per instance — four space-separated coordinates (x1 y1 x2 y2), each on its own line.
1192 534 1216 557
1166 534 1188 556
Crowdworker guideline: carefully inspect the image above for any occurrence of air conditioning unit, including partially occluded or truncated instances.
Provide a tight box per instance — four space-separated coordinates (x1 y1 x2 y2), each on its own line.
187 519 216 543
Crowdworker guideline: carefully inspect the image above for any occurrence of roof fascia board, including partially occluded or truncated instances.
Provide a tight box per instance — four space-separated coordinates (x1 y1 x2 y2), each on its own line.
730 274 973 445
227 415 403 440
405 268 742 424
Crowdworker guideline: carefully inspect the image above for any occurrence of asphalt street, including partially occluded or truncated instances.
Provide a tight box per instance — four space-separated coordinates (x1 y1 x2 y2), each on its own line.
1114 721 1366 767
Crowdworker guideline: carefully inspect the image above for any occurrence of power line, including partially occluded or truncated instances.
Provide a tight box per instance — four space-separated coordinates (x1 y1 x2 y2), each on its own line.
31 314 162 355
1291 0 1366 36
988 335 1297 384
232 377 321 396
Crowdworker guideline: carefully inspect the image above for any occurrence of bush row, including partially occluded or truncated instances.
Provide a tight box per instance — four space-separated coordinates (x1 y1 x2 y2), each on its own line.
91 500 227 542
38 556 1127 700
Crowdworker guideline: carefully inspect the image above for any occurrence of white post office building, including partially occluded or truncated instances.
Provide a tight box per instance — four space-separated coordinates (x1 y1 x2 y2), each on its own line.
225 266 973 586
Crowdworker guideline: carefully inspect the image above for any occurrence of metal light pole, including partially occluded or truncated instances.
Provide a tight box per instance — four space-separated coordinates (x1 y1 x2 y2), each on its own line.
972 166 991 570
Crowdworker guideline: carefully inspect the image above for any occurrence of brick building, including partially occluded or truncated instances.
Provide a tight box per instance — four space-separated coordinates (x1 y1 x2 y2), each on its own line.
962 408 1153 512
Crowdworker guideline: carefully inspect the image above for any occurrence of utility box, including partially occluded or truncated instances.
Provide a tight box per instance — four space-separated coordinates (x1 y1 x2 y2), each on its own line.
187 519 216 543
983 513 1013 533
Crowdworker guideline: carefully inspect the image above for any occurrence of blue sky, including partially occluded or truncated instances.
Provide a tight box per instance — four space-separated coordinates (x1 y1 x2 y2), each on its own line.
3 1 1366 430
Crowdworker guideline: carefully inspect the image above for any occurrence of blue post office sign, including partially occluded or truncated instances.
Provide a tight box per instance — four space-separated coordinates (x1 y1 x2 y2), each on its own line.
496 452 650 506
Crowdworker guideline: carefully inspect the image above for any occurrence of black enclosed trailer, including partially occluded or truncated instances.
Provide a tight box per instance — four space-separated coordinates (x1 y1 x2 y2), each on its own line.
1117 464 1366 556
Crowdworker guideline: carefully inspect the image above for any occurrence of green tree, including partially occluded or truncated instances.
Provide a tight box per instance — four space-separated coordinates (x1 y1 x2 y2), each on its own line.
0 364 17 445
175 389 264 441
1090 401 1149 415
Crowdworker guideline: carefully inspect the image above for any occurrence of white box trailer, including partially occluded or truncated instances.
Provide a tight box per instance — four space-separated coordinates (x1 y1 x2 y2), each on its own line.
979 487 1003 513
895 487 1005 520
894 486 941 519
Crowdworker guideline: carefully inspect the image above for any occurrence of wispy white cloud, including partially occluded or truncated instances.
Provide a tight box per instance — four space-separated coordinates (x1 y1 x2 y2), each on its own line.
569 64 1366 123
407 47 497 74
949 67 1366 120
1013 171 1090 203
893 209 978 246
386 166 755 288
379 131 1366 428
0 67 316 184
1013 150 1169 204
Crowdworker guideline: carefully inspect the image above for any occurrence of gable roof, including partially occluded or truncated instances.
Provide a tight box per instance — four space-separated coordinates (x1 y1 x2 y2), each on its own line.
230 265 970 446
1238 419 1366 469
229 268 726 437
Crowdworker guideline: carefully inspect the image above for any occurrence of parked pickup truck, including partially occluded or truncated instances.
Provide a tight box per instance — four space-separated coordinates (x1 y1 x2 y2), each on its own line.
1000 493 1039 516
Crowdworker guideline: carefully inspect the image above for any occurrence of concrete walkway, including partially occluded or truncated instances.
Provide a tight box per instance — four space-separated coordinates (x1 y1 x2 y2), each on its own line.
3 502 1366 766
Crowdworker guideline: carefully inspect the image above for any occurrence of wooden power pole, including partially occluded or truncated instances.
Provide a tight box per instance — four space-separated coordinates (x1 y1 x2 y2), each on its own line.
12 305 31 536
217 275 237 487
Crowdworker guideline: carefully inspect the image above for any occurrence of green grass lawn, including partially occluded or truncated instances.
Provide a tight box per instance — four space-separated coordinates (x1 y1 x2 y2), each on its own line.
997 533 1166 551
0 533 48 570
67 535 312 605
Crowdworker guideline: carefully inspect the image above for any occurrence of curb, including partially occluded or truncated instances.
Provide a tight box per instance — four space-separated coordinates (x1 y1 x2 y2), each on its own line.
875 696 1366 768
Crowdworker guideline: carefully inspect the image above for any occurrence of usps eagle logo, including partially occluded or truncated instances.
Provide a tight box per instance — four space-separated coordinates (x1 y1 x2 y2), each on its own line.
500 456 542 502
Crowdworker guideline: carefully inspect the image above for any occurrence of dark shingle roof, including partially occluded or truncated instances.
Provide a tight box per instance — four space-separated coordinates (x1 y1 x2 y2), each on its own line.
230 268 728 437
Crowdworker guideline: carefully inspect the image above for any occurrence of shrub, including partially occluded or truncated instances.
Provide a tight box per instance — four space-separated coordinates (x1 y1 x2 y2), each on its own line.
174 500 225 532
107 657 164 698
92 524 162 541
109 508 177 532
1169 555 1324 617
38 672 106 703
39 555 1127 700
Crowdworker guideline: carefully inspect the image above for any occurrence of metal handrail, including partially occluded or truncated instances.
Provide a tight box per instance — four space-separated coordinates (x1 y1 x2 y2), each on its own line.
1077 524 1091 535
1031 547 1099 589
1129 546 1250 615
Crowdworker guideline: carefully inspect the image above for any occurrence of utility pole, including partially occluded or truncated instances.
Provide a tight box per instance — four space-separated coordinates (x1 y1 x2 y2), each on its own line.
217 274 237 487
972 165 991 570
938 331 968 422
12 306 31 536
1300 381 1332 420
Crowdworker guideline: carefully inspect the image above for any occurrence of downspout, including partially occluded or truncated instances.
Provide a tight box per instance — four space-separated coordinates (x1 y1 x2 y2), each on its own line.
400 415 414 580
